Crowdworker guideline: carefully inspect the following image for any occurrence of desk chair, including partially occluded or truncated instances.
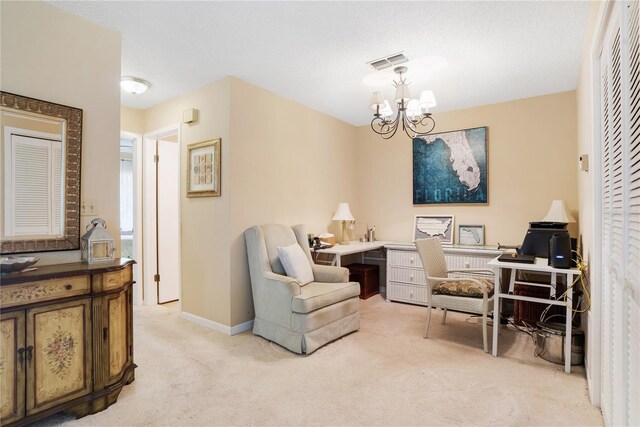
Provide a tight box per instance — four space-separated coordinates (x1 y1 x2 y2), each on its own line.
414 238 495 352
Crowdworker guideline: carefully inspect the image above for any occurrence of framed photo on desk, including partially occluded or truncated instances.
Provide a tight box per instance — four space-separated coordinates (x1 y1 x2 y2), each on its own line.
458 224 485 245
413 215 454 244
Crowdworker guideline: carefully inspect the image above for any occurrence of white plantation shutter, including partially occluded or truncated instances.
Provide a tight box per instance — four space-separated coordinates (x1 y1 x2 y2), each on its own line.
4 133 63 237
624 0 640 423
598 1 640 425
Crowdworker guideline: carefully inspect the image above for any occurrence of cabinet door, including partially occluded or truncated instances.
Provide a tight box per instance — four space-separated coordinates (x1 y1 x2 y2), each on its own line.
0 311 25 425
105 288 132 384
25 299 92 416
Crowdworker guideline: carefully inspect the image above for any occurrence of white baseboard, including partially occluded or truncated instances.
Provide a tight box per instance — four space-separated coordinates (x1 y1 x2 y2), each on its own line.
230 319 254 335
179 311 253 336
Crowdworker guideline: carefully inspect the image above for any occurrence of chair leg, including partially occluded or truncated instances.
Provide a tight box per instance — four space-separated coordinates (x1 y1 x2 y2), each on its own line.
482 299 489 353
441 307 448 325
424 295 433 339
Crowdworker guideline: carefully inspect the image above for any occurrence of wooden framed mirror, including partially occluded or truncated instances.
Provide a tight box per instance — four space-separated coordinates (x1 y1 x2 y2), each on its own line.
1 91 82 254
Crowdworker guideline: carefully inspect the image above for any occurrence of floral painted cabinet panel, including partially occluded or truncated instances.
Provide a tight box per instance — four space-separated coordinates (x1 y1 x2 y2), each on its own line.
0 312 25 425
25 299 91 416
105 289 131 383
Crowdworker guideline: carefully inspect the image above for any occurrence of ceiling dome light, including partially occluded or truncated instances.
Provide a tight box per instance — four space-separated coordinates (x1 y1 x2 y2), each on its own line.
120 76 150 94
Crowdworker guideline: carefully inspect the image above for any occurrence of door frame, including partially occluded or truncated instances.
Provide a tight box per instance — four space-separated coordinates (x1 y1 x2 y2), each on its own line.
120 132 143 305
142 124 182 307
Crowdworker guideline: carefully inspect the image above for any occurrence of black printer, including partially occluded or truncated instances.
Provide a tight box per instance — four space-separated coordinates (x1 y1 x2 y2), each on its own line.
519 221 574 268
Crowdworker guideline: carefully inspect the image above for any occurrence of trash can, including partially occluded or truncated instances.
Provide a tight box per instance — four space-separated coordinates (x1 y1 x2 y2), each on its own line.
535 321 584 366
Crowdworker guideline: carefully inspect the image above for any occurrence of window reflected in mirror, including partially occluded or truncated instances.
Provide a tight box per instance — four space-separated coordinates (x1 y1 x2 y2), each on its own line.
0 92 82 254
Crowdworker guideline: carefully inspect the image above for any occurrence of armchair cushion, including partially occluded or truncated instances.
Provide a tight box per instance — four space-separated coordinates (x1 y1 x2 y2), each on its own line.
278 243 314 285
433 278 494 298
292 281 360 314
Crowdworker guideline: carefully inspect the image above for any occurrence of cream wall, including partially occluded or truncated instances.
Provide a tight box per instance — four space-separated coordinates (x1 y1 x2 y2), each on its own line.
132 76 357 327
228 77 358 325
121 106 145 135
143 79 232 325
355 91 579 246
1 1 121 264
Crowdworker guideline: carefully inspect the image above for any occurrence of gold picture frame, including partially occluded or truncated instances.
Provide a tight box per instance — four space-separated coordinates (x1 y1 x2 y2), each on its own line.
187 138 221 197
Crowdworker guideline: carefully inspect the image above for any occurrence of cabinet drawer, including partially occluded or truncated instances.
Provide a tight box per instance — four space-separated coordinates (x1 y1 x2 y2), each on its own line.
387 282 428 305
388 266 426 285
388 250 422 268
103 265 133 291
0 276 89 308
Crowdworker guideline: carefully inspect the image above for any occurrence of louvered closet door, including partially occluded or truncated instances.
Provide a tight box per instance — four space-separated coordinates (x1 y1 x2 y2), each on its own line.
624 0 640 422
598 1 640 425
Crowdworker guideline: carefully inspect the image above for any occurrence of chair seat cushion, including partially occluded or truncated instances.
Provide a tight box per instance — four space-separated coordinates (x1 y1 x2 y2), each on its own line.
292 281 360 314
433 278 494 298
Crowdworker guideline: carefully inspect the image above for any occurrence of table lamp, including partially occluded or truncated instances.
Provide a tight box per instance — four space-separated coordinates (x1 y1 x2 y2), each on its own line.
542 200 576 224
332 202 355 245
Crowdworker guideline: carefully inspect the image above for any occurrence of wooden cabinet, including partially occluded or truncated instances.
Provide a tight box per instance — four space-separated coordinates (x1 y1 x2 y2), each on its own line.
385 244 501 309
0 259 135 426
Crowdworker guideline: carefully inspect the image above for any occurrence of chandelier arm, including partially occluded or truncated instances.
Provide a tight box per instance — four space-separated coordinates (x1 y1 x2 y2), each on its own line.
403 114 435 138
370 115 401 139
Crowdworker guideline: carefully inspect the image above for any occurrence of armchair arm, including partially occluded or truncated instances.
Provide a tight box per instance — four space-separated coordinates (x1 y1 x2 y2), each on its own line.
253 272 302 326
311 264 349 283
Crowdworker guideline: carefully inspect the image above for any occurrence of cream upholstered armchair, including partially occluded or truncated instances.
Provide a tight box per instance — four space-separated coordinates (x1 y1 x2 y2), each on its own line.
414 237 494 352
244 224 360 354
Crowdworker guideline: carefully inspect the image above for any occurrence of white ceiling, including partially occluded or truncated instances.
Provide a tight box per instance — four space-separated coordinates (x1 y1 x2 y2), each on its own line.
49 1 590 126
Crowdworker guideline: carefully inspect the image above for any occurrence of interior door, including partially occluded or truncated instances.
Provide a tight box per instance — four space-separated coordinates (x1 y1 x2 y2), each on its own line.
156 139 180 304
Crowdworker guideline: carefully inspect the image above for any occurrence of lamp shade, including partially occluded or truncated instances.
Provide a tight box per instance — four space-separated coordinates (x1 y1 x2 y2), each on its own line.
332 203 355 221
394 83 411 103
419 90 437 109
406 99 422 119
542 200 576 223
379 100 393 118
369 92 385 110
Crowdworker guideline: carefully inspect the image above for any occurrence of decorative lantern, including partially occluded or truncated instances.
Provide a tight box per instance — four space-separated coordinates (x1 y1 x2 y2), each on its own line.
81 218 116 263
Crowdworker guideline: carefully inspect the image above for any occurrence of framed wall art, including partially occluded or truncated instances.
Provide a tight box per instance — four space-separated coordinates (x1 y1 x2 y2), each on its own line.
413 215 454 245
457 224 485 246
187 138 221 198
413 126 487 205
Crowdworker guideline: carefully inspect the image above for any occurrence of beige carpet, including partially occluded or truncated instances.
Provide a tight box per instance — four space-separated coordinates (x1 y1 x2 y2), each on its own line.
38 295 603 426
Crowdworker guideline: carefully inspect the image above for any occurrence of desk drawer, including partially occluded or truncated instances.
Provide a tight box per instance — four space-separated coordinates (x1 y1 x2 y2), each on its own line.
387 282 427 305
0 276 90 308
388 266 426 285
388 250 422 268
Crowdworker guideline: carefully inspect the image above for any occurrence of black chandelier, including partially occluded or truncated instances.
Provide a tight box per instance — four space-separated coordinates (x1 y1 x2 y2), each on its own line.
369 66 437 140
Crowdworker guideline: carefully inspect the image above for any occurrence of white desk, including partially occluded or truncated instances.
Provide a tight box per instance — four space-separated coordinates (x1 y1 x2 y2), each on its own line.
488 256 581 374
313 241 389 266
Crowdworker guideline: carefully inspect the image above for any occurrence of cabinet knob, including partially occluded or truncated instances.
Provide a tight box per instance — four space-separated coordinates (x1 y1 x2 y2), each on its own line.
410 275 414 281
65 284 72 290
410 258 415 264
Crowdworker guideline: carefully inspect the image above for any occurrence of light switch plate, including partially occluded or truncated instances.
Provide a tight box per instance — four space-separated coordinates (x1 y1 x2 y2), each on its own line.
81 199 98 216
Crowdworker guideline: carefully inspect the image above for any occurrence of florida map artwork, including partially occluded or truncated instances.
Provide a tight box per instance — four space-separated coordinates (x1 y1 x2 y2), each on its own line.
413 126 487 204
